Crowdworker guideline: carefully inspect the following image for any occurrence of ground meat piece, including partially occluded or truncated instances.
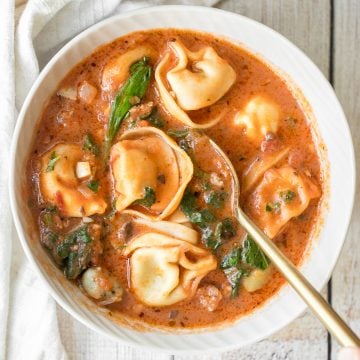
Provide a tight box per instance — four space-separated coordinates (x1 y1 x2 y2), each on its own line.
288 149 304 168
168 310 179 319
196 285 223 312
132 303 145 315
129 101 154 120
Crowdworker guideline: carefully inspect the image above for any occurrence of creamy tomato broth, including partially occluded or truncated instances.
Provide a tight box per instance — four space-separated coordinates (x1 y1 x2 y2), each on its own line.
26 29 323 329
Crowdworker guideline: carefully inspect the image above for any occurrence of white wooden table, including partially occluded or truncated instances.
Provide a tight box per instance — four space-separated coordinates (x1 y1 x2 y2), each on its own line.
58 1 360 359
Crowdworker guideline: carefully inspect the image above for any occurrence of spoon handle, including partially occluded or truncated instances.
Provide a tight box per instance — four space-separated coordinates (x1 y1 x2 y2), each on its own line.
236 208 360 347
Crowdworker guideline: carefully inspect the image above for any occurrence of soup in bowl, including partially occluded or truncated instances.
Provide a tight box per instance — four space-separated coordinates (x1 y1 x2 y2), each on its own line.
25 29 324 329
10 6 355 353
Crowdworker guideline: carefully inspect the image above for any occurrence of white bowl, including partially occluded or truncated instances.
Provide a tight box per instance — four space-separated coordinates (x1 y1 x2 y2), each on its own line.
9 5 355 355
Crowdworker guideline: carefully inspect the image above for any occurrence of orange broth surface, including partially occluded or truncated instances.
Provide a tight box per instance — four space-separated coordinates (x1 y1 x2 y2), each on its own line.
26 29 323 329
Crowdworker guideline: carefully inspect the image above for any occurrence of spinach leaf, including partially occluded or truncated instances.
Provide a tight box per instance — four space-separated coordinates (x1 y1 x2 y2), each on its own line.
180 191 237 250
202 222 222 250
180 190 221 249
190 209 216 225
221 242 249 297
130 57 149 73
40 231 59 251
63 252 80 279
193 167 210 180
133 187 156 208
201 182 211 191
56 226 91 259
87 180 99 193
64 248 91 280
104 57 151 156
220 218 236 239
224 267 248 298
180 190 198 218
83 133 99 156
46 151 60 172
179 137 193 154
220 247 242 269
242 234 270 270
180 191 216 226
56 226 92 279
204 190 227 209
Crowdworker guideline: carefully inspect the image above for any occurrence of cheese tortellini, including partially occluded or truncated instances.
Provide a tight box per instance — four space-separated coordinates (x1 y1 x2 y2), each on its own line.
242 147 289 193
40 144 107 217
123 219 217 306
110 127 193 220
155 40 236 128
247 166 320 238
102 46 155 93
234 96 280 144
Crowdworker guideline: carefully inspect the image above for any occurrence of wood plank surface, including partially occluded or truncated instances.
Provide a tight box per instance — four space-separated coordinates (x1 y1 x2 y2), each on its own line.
216 0 331 75
58 310 171 360
331 0 360 359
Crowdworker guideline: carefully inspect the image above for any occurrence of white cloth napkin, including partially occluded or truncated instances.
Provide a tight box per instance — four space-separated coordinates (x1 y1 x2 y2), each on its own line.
1 1 218 359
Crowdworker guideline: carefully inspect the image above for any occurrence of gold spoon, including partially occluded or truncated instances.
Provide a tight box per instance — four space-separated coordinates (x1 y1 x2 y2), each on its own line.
207 136 360 347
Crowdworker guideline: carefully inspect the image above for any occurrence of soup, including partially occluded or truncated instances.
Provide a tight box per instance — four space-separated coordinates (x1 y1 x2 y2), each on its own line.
26 29 323 329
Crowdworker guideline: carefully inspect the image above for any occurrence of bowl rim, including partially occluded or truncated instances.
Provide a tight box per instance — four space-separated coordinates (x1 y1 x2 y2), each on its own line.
9 4 356 355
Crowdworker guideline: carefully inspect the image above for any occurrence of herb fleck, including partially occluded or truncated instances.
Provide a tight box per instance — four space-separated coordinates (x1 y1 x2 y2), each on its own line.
167 128 189 138
280 190 296 203
46 151 60 172
133 187 156 208
87 180 99 193
203 222 222 250
83 133 99 156
204 190 227 209
220 247 242 269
